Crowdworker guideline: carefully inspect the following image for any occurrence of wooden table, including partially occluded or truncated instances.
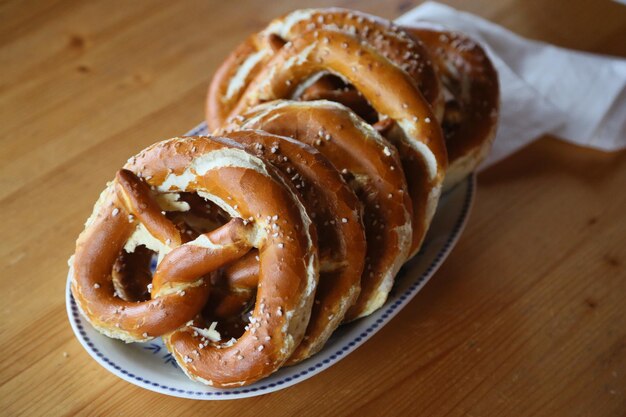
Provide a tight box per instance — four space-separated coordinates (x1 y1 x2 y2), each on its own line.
1 0 625 415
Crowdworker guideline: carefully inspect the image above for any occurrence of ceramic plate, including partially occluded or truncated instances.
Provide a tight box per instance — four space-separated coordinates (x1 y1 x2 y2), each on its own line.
66 122 476 400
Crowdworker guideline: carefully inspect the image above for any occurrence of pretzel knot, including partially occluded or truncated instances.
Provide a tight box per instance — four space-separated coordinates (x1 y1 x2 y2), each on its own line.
71 136 318 386
207 8 444 132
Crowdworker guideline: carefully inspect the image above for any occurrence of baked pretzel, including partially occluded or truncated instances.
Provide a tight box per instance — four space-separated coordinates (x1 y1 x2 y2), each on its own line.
273 24 499 189
221 130 366 362
304 26 500 189
230 29 447 259
403 25 499 189
224 100 413 320
72 135 319 386
207 8 444 133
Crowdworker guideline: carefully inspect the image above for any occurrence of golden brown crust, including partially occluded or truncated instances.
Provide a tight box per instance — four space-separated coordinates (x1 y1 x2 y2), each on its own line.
71 181 212 342
206 8 444 132
209 10 496 192
231 29 447 258
71 135 319 387
116 169 183 247
403 26 499 189
138 136 319 387
299 74 379 123
225 100 413 320
207 38 268 133
221 129 367 362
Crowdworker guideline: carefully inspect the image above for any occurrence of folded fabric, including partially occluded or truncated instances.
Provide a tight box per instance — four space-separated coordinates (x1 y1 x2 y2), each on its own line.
396 1 626 168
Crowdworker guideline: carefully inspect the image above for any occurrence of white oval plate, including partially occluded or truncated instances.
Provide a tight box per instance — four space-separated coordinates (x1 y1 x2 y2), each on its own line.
66 122 475 400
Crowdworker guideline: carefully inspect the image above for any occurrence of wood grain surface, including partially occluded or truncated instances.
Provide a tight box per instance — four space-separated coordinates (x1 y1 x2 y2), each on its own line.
1 0 625 415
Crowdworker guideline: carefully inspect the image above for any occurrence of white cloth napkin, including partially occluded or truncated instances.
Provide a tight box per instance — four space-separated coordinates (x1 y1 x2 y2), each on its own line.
396 2 626 169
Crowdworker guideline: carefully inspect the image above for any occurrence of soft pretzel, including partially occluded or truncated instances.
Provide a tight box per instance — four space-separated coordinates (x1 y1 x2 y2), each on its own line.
207 8 444 132
403 25 499 189
72 135 319 386
230 29 447 259
220 130 366 362
271 23 499 190
224 100 413 320
197 131 367 354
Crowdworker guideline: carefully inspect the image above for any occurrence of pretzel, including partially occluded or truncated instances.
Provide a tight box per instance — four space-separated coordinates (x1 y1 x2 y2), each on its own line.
230 30 446 260
191 130 366 362
206 8 444 132
403 26 499 189
220 130 366 362
284 25 499 189
71 135 319 386
225 100 414 320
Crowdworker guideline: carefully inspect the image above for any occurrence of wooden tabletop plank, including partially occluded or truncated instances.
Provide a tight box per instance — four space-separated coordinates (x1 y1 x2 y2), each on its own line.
1 0 625 416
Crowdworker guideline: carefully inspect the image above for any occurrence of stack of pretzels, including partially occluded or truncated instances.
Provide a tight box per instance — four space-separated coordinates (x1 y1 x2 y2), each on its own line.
70 8 499 388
